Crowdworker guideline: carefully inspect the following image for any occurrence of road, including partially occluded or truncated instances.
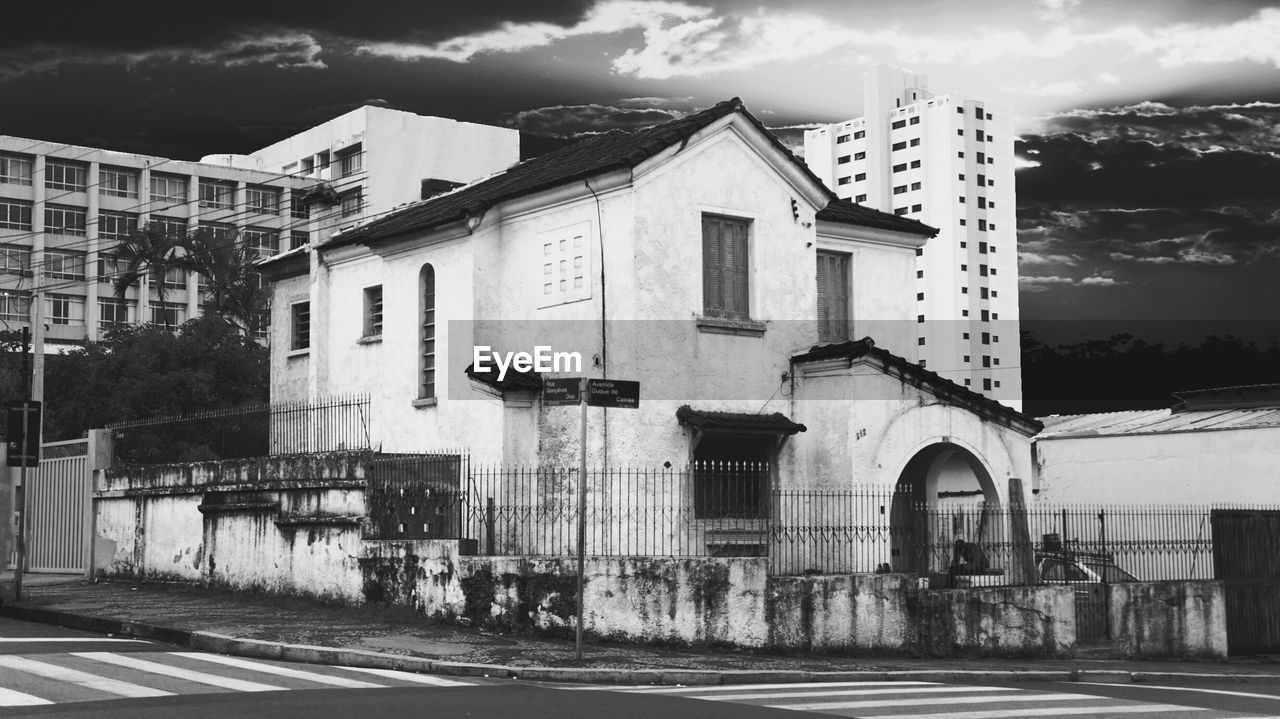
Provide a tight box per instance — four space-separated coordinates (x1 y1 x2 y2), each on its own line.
4 616 1280 718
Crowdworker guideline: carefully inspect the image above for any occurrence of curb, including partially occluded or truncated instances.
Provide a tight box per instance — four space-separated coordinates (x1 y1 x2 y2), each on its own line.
2 604 1277 686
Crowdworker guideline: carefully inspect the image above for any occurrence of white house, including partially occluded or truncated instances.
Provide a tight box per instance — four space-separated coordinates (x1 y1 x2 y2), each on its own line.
1034 384 1280 505
261 99 1040 570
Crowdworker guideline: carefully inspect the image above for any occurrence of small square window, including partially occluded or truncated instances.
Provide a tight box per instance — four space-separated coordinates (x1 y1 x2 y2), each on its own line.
994 380 1001 387
957 129 964 136
837 135 850 144
963 355 970 362
910 160 921 168
961 287 968 294
963 332 970 340
962 309 969 317
855 194 867 202
959 196 966 204
909 138 920 147
917 314 925 323
854 172 867 181
918 337 926 346
957 151 965 159
964 378 972 386
911 204 922 212
909 117 920 125
959 219 967 226
854 130 865 139
916 270 924 279
910 182 921 191
960 241 967 248
854 151 866 160
916 292 924 300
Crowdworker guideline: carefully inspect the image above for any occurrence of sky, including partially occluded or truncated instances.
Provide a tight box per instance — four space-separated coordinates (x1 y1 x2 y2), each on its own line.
2 0 1278 334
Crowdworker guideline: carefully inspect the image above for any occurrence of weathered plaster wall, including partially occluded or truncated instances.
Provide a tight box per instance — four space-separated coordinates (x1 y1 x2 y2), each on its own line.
912 585 1075 657
1110 580 1228 660
1034 429 1280 505
95 452 371 603
767 574 912 652
269 272 311 404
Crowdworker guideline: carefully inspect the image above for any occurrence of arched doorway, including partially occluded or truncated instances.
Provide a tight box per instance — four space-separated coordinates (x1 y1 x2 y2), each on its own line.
889 442 1000 575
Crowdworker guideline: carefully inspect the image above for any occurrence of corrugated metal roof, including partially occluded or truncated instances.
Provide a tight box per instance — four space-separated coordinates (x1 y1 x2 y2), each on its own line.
1037 407 1280 438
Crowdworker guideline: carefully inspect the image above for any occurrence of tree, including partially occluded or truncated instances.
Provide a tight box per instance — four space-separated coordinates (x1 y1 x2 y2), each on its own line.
113 221 186 329
178 227 269 337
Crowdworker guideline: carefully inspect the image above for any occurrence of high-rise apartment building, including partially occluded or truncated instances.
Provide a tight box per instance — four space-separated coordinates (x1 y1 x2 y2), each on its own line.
0 137 309 349
804 66 1021 406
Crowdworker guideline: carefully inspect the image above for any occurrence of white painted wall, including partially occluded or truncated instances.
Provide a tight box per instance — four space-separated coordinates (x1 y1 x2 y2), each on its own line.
1034 429 1280 505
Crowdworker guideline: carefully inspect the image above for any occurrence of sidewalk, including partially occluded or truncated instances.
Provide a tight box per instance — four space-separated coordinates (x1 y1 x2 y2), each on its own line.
1 575 1277 685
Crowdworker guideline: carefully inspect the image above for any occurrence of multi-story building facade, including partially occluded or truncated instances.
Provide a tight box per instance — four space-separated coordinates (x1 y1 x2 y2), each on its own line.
0 137 309 348
0 106 520 349
804 66 1021 407
212 105 520 247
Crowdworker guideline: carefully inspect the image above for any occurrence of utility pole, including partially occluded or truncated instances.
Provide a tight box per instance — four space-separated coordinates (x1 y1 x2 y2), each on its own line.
14 327 32 602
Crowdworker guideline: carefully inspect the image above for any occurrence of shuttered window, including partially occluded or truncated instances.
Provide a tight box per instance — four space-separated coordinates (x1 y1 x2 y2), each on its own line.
816 251 850 342
702 215 750 320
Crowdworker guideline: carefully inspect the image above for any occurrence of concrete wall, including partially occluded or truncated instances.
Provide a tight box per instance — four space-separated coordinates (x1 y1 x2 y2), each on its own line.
1034 429 1280 505
1109 580 1228 660
767 574 912 652
94 452 370 602
911 585 1075 657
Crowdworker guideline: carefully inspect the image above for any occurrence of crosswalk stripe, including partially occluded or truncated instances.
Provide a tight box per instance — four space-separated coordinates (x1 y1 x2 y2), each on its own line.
170 653 385 689
71 652 287 693
0 686 53 706
770 691 1104 711
334 666 473 687
619 681 939 693
1089 682 1280 702
0 655 174 698
703 685 1018 701
869 704 1212 719
0 638 148 644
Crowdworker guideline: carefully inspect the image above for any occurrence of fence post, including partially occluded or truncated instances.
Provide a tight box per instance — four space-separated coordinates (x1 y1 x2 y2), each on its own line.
1006 478 1037 586
485 497 496 556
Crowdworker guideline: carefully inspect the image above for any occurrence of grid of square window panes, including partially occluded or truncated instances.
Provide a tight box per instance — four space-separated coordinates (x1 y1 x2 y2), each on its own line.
44 205 86 235
198 180 235 209
0 199 32 230
244 228 279 256
47 294 85 325
0 153 33 186
99 167 139 198
150 174 188 203
99 211 138 241
0 244 29 274
98 299 134 330
0 291 30 321
45 249 85 280
246 186 279 214
45 160 88 191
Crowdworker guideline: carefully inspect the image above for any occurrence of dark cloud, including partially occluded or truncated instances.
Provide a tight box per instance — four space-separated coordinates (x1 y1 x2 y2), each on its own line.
5 2 592 52
1016 101 1280 319
509 102 687 138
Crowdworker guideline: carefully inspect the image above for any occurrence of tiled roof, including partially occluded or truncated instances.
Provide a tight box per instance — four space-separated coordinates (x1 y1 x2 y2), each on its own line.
323 98 934 249
1037 407 1280 439
791 337 1042 437
817 198 937 236
676 405 807 435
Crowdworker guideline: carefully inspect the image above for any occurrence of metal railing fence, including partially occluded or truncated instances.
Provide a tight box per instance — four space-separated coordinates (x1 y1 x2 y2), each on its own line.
107 394 370 464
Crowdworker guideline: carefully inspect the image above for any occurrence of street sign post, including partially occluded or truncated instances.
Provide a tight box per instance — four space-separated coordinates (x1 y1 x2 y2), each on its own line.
547 376 639 663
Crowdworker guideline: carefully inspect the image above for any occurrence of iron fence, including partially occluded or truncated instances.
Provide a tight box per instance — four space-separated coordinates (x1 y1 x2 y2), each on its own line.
365 458 1254 583
108 395 370 464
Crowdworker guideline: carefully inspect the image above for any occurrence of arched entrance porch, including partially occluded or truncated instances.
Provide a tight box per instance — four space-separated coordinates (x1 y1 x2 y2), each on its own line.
889 441 1001 575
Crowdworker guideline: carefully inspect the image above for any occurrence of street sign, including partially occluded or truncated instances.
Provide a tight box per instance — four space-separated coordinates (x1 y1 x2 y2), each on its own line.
586 379 639 409
6 401 41 468
542 377 583 406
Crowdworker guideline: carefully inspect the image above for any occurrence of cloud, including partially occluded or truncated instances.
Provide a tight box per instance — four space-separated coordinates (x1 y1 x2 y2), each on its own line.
357 1 709 63
1036 0 1081 21
1020 274 1121 292
1019 252 1081 266
0 31 325 80
509 102 685 138
1004 80 1084 97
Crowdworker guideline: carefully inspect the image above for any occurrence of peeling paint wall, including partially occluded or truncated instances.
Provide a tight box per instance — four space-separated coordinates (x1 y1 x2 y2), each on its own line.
1109 580 1228 659
767 574 912 652
910 585 1075 657
94 452 371 603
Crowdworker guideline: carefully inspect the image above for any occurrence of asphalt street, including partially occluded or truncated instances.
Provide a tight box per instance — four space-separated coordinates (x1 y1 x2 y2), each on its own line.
4 616 1280 718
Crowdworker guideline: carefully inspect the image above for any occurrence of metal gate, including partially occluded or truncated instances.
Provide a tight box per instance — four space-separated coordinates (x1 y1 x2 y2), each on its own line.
1212 509 1280 655
24 439 92 573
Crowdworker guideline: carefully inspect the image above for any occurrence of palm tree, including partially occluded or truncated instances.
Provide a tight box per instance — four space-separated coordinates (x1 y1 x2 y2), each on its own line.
113 222 186 330
179 227 268 338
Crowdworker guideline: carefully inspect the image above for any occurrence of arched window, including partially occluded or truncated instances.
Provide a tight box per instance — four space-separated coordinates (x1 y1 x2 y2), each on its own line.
420 264 435 399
